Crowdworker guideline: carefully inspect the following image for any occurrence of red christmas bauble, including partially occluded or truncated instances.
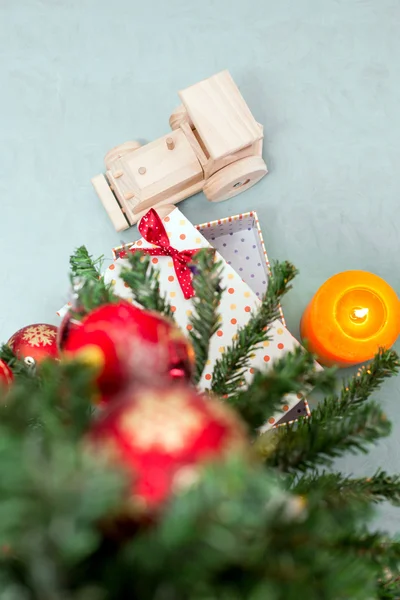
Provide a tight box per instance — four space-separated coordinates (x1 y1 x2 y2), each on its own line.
57 311 82 350
8 324 58 365
63 301 195 399
0 360 13 388
88 384 248 512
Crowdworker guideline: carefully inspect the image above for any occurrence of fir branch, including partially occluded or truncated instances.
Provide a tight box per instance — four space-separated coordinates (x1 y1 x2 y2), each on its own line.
70 246 103 281
0 344 35 379
73 278 117 315
337 530 400 571
378 576 400 600
211 261 297 396
69 246 115 314
319 349 400 422
267 400 391 473
119 253 174 320
0 359 96 436
229 346 336 429
293 470 400 507
188 249 224 383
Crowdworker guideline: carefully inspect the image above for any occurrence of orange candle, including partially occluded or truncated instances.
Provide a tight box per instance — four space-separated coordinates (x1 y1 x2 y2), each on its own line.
300 271 400 367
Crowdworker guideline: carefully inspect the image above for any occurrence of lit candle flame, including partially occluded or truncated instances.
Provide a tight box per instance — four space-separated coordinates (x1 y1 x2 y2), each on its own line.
351 307 369 322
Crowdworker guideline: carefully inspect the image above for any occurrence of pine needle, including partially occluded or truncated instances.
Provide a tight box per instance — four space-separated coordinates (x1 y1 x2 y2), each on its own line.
293 470 400 507
211 261 298 396
69 246 115 314
70 246 103 280
0 344 35 379
188 249 224 383
229 346 336 429
119 252 174 320
268 400 391 472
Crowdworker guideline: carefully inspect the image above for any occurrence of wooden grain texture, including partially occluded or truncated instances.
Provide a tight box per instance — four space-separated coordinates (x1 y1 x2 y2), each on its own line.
132 180 203 221
91 174 129 231
204 138 264 179
203 156 267 202
106 167 138 224
180 122 208 169
104 141 142 170
117 129 203 213
169 104 194 130
179 70 262 161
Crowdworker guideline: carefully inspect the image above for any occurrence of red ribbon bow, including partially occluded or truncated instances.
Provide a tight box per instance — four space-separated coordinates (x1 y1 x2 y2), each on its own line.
119 209 198 300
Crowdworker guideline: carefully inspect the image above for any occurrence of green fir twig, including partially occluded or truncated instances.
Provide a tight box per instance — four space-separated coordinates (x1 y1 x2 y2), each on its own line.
0 344 35 379
211 261 297 396
72 278 117 315
267 400 391 472
188 249 224 383
120 253 174 320
69 246 115 314
229 346 336 430
70 246 103 280
336 531 400 572
293 470 400 507
378 575 400 600
318 349 400 420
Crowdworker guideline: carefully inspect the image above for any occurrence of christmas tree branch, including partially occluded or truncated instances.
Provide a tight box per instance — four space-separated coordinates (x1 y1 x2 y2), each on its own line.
119 252 174 320
332 530 400 600
267 400 391 472
319 349 400 421
188 249 224 383
70 246 103 281
1 360 96 436
229 346 336 430
211 261 297 396
378 576 400 600
337 530 400 571
293 470 400 507
72 278 117 316
0 344 35 379
69 246 116 314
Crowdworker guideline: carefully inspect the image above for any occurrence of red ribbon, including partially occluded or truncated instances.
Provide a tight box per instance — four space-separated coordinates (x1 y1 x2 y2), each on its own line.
118 209 198 300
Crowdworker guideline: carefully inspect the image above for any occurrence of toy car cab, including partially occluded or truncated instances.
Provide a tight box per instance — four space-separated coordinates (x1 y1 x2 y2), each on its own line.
92 71 268 231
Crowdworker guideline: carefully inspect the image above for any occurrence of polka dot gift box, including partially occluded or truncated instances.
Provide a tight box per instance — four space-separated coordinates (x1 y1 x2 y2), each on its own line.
108 208 315 431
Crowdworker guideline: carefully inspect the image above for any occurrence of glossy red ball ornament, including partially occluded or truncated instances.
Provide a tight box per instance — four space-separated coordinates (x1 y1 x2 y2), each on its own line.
0 360 13 388
8 324 58 365
88 385 248 512
57 310 82 350
63 301 195 399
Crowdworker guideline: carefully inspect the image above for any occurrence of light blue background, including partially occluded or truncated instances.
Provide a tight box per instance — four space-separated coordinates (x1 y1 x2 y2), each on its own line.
1 0 400 530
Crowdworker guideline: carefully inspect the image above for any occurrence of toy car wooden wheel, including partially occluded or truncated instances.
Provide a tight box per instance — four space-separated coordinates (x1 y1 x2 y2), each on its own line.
104 141 142 170
203 156 268 203
169 105 194 130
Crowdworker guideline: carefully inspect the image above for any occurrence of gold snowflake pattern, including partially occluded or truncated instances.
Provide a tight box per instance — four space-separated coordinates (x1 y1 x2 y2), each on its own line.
119 391 205 453
22 325 57 347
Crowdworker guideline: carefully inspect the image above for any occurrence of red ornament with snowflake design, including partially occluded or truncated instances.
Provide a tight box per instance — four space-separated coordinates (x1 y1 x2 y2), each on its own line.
88 384 249 512
8 324 59 365
63 301 195 401
0 360 13 388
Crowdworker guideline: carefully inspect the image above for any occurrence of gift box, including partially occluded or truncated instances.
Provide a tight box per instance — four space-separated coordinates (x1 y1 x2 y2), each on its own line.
194 212 286 324
109 208 311 429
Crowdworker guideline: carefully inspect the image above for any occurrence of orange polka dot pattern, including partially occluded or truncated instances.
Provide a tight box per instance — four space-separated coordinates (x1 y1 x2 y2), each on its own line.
104 208 317 432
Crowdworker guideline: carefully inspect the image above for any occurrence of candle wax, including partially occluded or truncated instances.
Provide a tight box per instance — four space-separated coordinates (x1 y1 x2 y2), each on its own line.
300 271 400 367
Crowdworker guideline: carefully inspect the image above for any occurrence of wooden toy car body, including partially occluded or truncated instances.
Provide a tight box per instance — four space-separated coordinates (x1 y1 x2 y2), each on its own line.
92 70 268 231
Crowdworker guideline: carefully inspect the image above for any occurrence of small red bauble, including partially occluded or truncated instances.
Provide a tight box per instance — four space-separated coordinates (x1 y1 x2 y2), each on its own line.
88 384 248 511
57 311 82 351
0 360 13 388
63 301 195 399
8 324 58 365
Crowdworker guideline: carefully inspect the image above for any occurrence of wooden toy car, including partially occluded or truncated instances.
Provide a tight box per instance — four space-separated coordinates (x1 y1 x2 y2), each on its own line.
91 70 268 231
